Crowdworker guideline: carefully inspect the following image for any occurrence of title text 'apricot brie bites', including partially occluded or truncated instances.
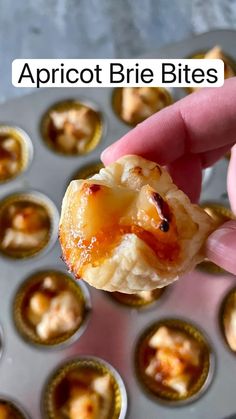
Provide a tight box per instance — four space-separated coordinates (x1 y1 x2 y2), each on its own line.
59 155 215 293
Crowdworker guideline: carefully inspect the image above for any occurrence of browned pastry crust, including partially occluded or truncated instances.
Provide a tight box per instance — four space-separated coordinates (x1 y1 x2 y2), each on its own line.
60 155 214 293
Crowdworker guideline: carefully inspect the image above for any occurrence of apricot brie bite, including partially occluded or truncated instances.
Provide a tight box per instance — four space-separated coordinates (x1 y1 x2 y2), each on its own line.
0 126 30 182
41 101 102 155
136 320 212 402
145 327 202 395
0 194 52 258
113 87 172 125
222 289 236 352
44 359 126 419
14 271 87 346
60 155 214 293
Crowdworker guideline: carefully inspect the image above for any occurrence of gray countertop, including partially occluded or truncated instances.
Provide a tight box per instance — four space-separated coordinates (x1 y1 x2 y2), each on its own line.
0 0 236 101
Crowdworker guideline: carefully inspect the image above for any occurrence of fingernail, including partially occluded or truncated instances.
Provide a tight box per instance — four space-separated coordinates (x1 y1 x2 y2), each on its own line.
207 228 231 248
206 221 236 275
101 145 112 163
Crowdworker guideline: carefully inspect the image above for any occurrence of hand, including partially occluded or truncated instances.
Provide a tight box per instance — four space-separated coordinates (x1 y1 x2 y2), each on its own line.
101 78 236 275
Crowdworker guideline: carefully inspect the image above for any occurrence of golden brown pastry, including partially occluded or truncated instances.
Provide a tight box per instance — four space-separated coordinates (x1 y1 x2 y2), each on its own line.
145 326 202 395
60 155 214 293
67 374 112 419
0 202 49 253
26 275 82 341
121 87 171 125
49 108 94 153
0 136 22 181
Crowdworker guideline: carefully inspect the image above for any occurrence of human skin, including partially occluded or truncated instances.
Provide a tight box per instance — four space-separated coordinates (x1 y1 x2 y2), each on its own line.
101 78 236 274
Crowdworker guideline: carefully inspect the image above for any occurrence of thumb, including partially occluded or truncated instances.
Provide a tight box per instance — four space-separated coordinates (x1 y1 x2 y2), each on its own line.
206 220 236 275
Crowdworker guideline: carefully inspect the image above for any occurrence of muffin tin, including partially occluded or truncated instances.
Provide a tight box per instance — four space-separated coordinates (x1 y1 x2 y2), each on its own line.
42 356 127 419
135 319 214 405
0 191 58 259
0 125 33 184
112 87 173 126
0 29 236 419
13 270 91 348
40 100 104 156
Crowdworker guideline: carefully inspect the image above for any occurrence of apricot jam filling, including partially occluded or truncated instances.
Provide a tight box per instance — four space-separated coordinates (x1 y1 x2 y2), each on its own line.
60 182 180 277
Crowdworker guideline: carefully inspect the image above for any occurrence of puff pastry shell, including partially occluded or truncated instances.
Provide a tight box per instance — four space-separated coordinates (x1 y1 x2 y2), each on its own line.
60 155 214 293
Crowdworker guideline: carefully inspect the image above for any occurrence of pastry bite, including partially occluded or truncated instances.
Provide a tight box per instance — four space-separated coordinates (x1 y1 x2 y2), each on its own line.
0 193 54 259
0 126 31 182
14 270 89 346
113 87 172 125
43 358 127 419
41 100 102 155
198 203 235 274
135 320 213 403
110 288 165 308
221 288 236 352
60 155 215 293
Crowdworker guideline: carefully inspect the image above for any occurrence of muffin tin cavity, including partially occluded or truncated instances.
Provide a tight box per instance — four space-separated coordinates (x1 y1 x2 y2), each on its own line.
40 100 103 156
0 191 58 259
135 318 214 405
13 270 91 348
112 87 173 126
42 357 127 419
0 125 33 183
0 398 29 419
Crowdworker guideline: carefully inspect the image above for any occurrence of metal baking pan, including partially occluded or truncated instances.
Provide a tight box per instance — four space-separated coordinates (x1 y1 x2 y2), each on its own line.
0 29 235 419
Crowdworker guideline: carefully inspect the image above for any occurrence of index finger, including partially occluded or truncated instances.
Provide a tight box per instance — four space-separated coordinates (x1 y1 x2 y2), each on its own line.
102 77 236 165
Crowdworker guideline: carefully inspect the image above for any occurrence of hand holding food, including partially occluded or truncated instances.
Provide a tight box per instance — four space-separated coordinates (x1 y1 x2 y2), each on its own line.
102 77 236 275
